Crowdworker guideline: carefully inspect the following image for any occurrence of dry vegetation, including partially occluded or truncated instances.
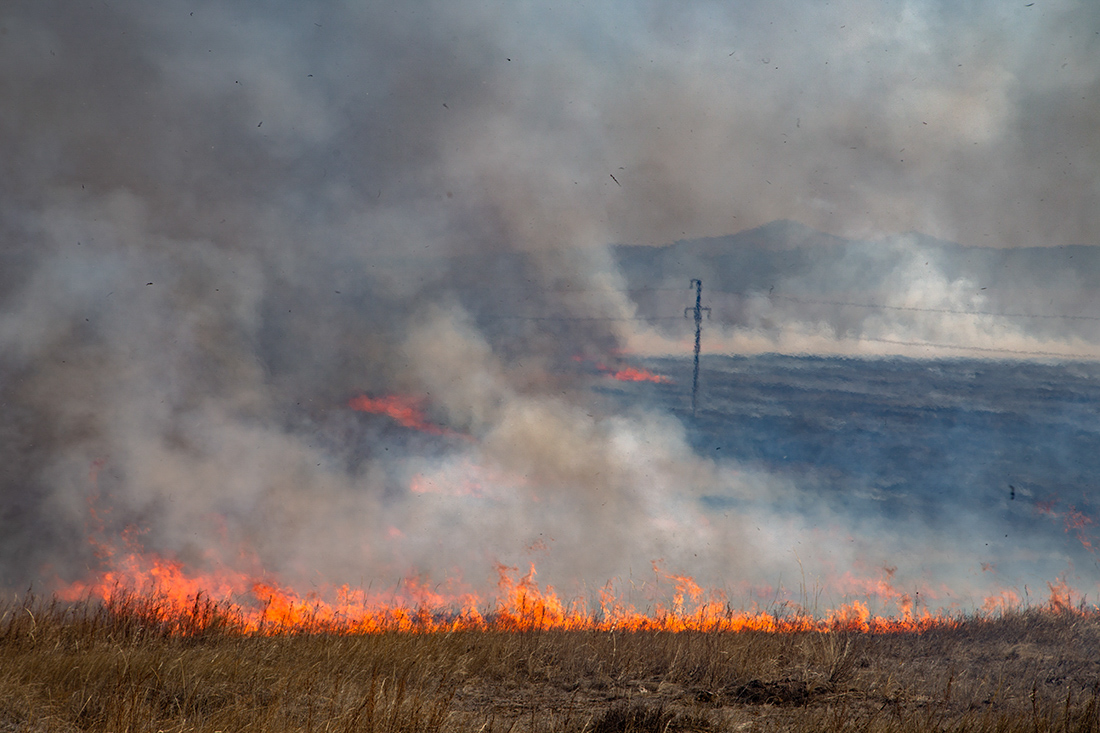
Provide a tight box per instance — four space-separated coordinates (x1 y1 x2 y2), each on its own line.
2 595 1100 732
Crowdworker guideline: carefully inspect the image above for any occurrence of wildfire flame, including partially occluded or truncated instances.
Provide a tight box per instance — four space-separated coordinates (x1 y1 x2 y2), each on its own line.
609 366 672 384
52 526 1098 637
348 394 449 435
572 356 672 384
55 456 1100 637
1036 498 1098 555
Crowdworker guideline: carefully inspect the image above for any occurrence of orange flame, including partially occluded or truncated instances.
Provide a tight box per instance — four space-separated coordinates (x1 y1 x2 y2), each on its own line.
53 492 1099 636
981 589 1022 615
60 525 1083 636
609 366 672 384
1035 498 1098 555
1046 579 1076 614
572 355 672 384
57 546 1100 636
348 394 445 434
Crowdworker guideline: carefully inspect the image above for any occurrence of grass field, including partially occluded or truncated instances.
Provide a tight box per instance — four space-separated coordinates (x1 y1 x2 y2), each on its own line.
2 595 1100 732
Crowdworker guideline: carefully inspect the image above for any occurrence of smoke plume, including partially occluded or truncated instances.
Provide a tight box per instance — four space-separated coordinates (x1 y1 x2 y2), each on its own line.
2 0 1098 609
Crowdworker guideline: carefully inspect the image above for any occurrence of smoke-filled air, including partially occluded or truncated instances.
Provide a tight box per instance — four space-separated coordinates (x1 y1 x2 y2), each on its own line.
2 0 1100 626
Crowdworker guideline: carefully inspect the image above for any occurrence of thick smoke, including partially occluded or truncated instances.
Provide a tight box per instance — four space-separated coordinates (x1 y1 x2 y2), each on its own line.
1 0 1098 607
618 224 1100 360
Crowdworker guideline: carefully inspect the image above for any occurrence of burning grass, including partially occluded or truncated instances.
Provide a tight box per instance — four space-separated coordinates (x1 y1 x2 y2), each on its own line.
53 546 977 637
2 594 1100 732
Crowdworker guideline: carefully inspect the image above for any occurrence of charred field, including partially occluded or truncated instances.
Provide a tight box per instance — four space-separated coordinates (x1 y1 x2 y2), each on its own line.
2 597 1100 733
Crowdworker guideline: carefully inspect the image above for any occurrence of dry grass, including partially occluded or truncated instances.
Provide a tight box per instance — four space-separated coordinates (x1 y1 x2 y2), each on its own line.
2 595 1100 732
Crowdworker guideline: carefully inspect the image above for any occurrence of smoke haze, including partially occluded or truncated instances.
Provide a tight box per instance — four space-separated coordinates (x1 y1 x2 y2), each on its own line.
1 0 1098 609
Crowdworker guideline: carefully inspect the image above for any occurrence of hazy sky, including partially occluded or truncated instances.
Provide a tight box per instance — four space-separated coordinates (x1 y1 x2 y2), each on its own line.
1 0 1098 606
4 0 1098 255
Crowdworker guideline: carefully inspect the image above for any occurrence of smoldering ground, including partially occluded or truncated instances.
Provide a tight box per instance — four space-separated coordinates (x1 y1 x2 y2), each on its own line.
1 0 1099 609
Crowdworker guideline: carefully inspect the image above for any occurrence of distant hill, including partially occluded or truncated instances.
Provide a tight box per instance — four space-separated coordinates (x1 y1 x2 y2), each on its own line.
439 221 1100 352
612 220 1100 297
609 221 1100 349
613 220 846 295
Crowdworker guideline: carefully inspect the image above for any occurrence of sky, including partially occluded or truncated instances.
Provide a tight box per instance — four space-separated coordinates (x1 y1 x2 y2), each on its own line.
1 0 1098 608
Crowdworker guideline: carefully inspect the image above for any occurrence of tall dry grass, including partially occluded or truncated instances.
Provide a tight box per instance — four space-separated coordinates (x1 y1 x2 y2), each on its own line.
1 593 1099 731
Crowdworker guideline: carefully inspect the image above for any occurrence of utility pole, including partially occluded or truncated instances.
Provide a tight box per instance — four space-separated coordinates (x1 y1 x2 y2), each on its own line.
684 279 710 416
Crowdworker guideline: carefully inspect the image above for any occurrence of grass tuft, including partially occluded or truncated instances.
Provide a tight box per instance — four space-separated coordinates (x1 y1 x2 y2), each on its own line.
2 595 1100 731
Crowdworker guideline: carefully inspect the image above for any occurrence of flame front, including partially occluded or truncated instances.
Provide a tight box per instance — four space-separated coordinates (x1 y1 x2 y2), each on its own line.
54 527 1097 637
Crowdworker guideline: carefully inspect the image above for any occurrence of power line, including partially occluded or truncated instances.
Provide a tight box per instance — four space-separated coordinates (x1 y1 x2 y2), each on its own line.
479 314 1098 360
526 286 687 293
451 283 682 292
466 279 1100 362
483 315 684 321
709 291 1100 322
468 286 1095 319
839 336 1096 360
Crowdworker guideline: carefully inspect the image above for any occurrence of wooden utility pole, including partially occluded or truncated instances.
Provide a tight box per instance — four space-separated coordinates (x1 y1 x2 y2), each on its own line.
684 279 710 416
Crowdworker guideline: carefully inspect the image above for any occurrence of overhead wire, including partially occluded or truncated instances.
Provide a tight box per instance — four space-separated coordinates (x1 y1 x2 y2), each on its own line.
467 287 1100 358
759 294 1100 322
472 288 1098 324
816 336 1093 360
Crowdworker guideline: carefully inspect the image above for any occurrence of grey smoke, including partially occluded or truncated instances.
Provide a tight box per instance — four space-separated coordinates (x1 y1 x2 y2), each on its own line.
1 0 1097 608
